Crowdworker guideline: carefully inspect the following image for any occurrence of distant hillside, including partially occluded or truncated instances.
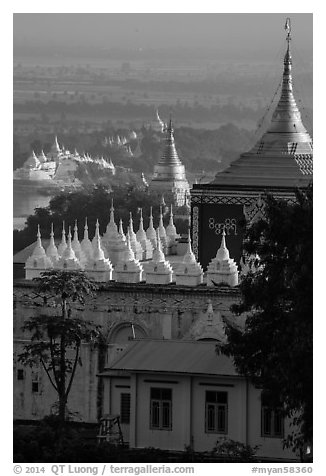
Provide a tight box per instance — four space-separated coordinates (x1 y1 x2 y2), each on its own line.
13 124 256 175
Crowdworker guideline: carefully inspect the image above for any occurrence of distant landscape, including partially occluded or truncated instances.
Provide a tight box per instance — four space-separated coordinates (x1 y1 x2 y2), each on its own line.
13 44 313 234
13 47 313 172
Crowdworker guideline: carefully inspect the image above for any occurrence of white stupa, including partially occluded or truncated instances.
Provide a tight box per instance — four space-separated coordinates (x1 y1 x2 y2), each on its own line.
71 220 87 266
206 230 239 287
46 223 60 265
165 204 180 254
118 219 127 242
175 230 203 286
101 201 127 266
92 219 103 251
57 222 67 256
143 230 173 285
157 206 169 253
127 212 144 261
136 209 153 260
102 200 119 244
57 226 82 271
85 221 113 282
80 218 94 262
25 225 53 279
114 232 144 283
38 150 48 164
146 207 157 249
25 151 41 169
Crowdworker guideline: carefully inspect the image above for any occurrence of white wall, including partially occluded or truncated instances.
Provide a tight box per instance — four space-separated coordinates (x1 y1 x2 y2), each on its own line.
191 376 246 452
247 385 299 461
106 372 301 461
130 373 191 451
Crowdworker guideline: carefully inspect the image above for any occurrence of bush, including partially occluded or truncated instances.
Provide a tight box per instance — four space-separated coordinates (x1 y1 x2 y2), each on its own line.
212 438 259 462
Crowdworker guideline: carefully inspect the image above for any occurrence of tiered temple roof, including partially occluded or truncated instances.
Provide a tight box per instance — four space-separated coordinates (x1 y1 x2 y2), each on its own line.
149 118 190 206
210 23 312 190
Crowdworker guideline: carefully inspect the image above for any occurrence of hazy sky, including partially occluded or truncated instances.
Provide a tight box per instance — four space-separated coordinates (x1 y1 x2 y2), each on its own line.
13 13 312 56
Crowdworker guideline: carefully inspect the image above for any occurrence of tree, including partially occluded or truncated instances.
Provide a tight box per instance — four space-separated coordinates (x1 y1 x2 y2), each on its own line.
18 270 101 425
220 185 312 456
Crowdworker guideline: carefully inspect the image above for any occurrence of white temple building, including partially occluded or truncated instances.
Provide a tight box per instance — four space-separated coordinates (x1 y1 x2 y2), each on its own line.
206 231 239 287
149 118 190 206
23 205 242 289
14 136 116 182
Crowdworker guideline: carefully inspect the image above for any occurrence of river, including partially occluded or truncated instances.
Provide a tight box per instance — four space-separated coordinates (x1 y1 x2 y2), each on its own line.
13 181 54 230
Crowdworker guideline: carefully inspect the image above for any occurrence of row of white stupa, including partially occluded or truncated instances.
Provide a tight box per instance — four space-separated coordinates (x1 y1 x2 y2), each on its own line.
25 204 239 287
27 149 116 170
102 132 137 147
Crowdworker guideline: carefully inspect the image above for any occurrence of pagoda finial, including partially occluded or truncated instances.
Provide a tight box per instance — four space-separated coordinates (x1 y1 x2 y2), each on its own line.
110 199 115 222
54 135 60 151
67 226 72 244
187 228 192 251
84 217 89 238
221 228 226 248
155 229 164 257
138 208 144 231
95 219 100 238
169 204 174 224
215 229 230 261
62 221 66 241
158 206 165 230
181 228 197 264
119 218 126 241
283 17 292 67
166 116 174 141
74 219 78 235
284 17 291 43
37 224 42 244
46 223 59 262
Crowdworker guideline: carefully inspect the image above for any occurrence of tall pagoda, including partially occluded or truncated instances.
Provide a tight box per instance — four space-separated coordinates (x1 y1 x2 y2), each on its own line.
190 18 313 269
149 118 190 206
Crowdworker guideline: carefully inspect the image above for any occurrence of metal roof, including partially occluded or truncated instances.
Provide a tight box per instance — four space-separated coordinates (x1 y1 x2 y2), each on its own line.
106 339 238 377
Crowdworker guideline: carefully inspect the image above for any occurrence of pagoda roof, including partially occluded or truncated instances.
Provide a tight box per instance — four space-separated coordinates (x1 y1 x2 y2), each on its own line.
210 24 312 190
157 118 183 167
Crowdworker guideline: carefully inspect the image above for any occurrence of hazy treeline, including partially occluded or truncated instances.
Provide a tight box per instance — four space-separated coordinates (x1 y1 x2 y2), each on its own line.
14 124 255 174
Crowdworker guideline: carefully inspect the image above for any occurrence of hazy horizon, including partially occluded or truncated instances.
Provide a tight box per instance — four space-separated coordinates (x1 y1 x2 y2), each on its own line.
13 13 313 61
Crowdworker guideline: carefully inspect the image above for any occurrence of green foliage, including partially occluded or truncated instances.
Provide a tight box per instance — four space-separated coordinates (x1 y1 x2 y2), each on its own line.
13 421 259 463
14 184 189 252
13 419 122 463
220 186 313 452
34 269 98 303
212 438 259 462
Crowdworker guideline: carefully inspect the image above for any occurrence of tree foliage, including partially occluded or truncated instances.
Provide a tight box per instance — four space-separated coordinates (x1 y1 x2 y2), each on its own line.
14 184 190 253
212 438 259 462
220 185 313 453
18 270 101 425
